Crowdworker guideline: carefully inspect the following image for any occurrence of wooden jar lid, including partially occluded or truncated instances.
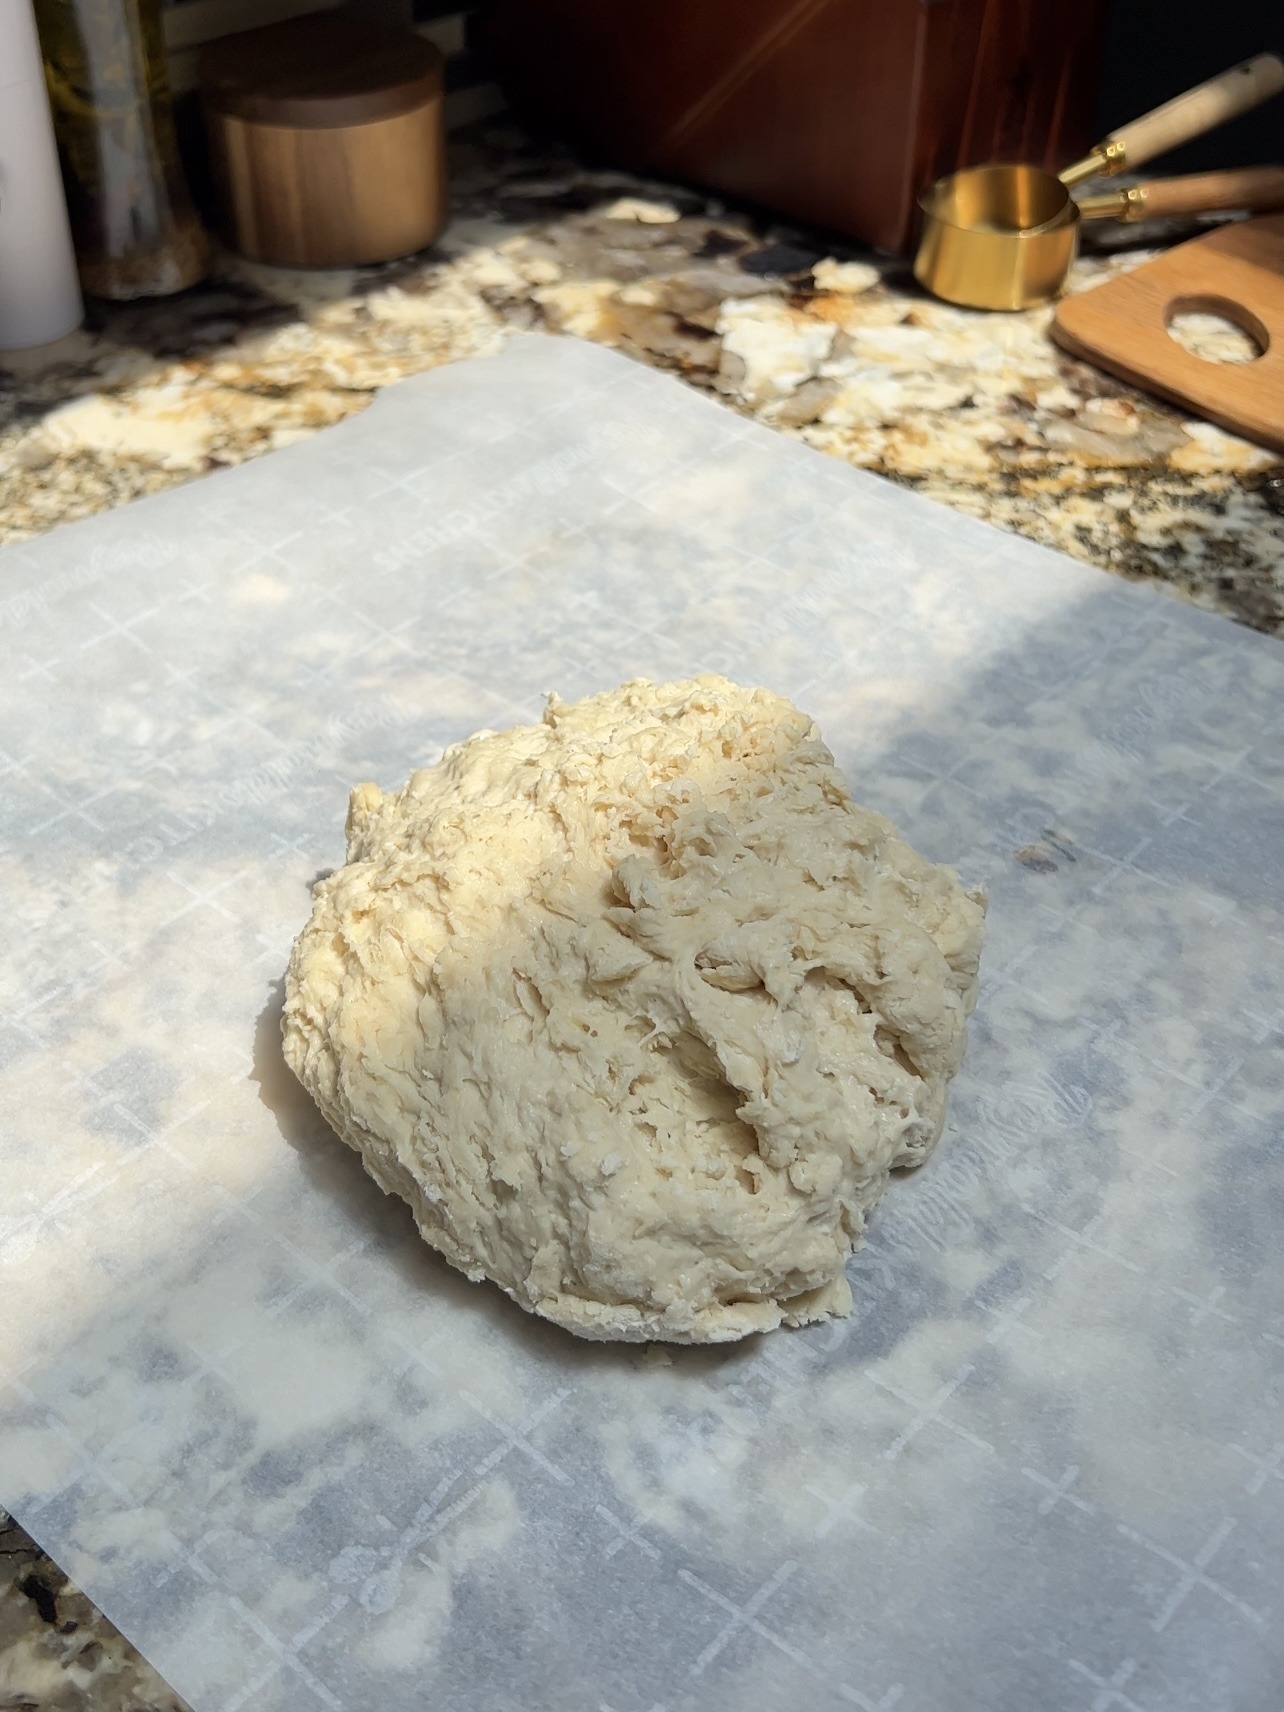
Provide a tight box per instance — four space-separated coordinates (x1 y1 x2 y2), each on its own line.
198 15 443 129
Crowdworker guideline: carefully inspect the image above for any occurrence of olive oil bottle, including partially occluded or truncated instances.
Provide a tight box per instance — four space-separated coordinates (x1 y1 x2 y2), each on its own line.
34 0 209 297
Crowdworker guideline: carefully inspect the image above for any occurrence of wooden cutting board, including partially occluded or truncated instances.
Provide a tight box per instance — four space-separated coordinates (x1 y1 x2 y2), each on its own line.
1052 213 1284 451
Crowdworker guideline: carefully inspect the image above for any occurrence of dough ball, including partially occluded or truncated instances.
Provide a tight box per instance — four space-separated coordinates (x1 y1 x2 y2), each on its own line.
282 677 985 1343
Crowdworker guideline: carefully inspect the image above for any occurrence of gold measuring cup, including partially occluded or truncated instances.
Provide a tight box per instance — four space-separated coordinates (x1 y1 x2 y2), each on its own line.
919 164 1284 311
914 52 1284 310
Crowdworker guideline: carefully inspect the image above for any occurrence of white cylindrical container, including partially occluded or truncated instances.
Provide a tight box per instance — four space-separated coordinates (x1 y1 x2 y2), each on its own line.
0 0 83 349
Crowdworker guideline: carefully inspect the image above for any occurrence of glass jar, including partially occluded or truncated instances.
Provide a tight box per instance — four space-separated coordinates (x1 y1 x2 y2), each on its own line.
34 0 209 298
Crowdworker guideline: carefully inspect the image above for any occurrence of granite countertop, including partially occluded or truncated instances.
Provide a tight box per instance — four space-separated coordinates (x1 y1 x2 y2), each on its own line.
0 1514 188 1712
2 120 1282 1711
3 123 1283 637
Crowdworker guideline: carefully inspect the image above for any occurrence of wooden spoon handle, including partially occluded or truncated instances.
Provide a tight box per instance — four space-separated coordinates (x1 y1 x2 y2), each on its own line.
1105 54 1284 172
1077 165 1284 223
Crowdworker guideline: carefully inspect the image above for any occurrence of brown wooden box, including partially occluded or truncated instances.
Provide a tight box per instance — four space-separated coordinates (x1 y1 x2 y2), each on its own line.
487 0 1106 254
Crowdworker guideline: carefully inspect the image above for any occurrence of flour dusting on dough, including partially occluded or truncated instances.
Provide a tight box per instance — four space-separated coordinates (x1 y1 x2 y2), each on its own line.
283 677 986 1342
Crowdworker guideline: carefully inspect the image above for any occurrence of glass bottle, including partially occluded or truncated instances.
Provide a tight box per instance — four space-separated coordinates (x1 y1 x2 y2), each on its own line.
34 0 209 298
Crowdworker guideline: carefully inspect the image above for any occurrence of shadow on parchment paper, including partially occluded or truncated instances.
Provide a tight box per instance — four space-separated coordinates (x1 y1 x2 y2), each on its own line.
250 979 752 1381
234 564 1284 1402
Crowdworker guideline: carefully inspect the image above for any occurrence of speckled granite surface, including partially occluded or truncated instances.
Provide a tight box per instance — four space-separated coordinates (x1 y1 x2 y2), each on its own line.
0 1512 188 1711
2 124 1283 636
1 122 1282 1711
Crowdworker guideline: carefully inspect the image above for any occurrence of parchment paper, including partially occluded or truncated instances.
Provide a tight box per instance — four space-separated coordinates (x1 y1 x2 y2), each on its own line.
1 334 1281 1712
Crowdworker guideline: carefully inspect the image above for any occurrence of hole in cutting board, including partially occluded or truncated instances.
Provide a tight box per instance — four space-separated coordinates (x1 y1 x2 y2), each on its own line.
1165 294 1267 365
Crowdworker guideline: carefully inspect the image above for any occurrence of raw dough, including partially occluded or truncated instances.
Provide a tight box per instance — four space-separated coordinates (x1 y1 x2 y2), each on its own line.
282 677 985 1343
